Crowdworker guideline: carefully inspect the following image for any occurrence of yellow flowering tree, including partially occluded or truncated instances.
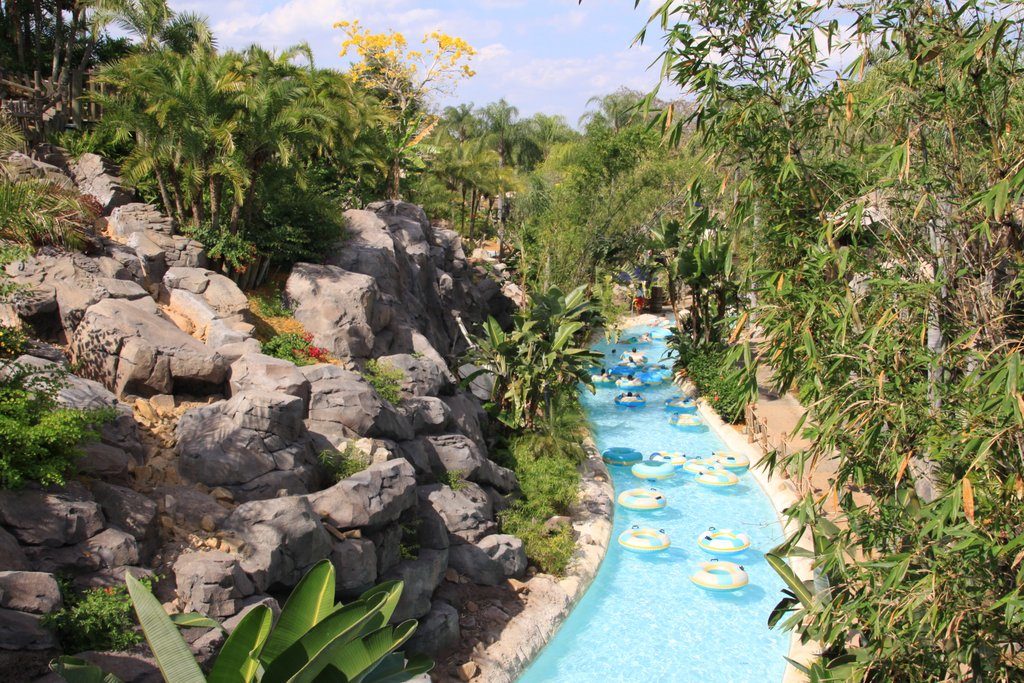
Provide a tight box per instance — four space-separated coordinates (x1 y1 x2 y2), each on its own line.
336 20 476 198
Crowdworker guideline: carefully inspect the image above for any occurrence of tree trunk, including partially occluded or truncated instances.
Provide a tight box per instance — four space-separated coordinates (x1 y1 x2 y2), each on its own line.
154 165 173 218
460 185 468 234
209 176 221 232
665 270 684 333
469 187 479 241
388 156 401 200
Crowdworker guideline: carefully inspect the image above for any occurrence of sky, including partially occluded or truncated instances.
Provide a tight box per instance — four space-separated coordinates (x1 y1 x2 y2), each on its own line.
168 0 675 124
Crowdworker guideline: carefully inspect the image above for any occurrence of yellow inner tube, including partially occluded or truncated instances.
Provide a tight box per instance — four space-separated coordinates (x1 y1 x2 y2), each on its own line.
650 451 687 467
682 458 717 474
618 527 671 552
713 451 751 469
697 529 751 554
617 488 667 510
670 415 703 427
689 560 749 591
695 468 741 487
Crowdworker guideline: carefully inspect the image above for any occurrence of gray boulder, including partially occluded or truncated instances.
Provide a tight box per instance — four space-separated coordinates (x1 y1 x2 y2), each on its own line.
448 534 526 586
404 601 459 656
0 529 29 572
418 483 494 545
0 484 103 547
330 538 377 594
382 548 448 621
174 550 256 618
442 391 487 448
306 368 412 441
176 391 319 500
154 486 229 534
90 481 158 541
0 571 62 614
107 203 174 237
27 528 139 575
225 496 332 592
230 353 310 410
307 459 416 531
163 267 247 319
286 263 390 358
423 434 517 492
379 352 452 397
69 299 228 397
71 153 134 213
399 396 451 434
0 607 57 650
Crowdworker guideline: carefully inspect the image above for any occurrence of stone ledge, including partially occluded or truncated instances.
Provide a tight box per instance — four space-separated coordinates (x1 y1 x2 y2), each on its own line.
697 401 822 683
469 436 614 682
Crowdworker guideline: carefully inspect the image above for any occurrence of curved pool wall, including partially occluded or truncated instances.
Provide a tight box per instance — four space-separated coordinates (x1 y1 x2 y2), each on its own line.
518 325 790 683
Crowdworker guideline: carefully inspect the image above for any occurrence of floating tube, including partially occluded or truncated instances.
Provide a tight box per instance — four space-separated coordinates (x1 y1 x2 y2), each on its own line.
591 374 617 386
614 394 646 407
697 527 751 555
616 378 644 389
631 460 676 480
650 451 688 467
602 447 643 466
689 560 749 591
664 397 698 414
617 488 667 511
669 414 708 432
618 525 670 553
713 451 750 471
620 353 647 365
695 467 741 487
610 365 637 376
637 370 665 385
682 457 718 474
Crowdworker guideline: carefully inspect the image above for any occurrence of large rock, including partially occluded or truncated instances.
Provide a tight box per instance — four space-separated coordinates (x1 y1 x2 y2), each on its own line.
69 299 228 397
423 434 517 492
0 529 29 572
107 203 174 237
70 153 134 213
330 538 377 594
163 267 252 346
26 528 139 575
230 354 310 409
399 396 451 434
382 548 448 621
225 496 332 592
0 572 62 614
448 534 526 586
0 484 104 547
286 263 390 358
305 368 413 441
306 459 416 531
404 601 459 656
154 486 229 534
0 608 57 651
418 483 494 545
174 550 256 618
378 353 452 397
176 391 319 500
442 391 487 449
90 481 158 541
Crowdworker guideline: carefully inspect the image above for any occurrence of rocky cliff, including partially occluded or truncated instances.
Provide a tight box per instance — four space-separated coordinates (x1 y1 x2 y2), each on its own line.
1 152 522 681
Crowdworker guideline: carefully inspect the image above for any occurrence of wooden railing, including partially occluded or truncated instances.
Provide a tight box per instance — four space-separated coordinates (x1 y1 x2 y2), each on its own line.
0 68 104 140
745 402 790 461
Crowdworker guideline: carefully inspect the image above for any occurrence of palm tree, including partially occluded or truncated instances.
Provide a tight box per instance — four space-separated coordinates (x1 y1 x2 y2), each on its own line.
101 0 213 53
579 88 645 132
441 103 480 142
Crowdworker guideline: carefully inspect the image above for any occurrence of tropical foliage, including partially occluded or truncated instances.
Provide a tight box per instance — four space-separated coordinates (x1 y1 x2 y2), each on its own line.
0 362 113 489
44 580 147 654
468 285 601 429
51 561 431 683
634 0 1024 678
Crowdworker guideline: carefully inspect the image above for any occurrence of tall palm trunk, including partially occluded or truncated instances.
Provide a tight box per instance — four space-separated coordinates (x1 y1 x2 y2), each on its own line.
460 185 468 234
388 157 401 200
469 187 479 241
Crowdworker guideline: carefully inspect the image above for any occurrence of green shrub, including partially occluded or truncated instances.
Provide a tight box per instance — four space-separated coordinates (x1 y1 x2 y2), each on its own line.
439 469 468 491
0 324 27 358
44 580 145 653
252 287 293 318
496 396 584 575
668 333 746 423
261 332 329 366
362 359 404 404
0 363 114 489
318 445 368 482
399 521 421 560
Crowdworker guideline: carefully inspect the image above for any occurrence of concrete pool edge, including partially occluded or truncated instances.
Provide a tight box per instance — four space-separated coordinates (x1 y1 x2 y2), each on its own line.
472 435 615 682
697 401 822 682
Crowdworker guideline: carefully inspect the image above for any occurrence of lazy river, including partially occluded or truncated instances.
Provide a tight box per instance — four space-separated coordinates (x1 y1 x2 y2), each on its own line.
518 324 790 683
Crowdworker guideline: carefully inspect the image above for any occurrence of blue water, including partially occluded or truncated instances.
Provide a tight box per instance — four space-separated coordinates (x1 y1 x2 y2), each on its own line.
518 324 789 683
